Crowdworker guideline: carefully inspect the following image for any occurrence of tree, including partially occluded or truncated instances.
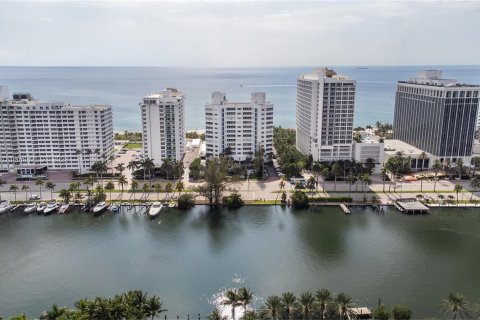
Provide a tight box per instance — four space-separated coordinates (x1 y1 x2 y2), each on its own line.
161 158 174 181
470 176 480 200
373 304 391 320
336 292 354 320
419 174 425 193
280 291 297 320
35 178 45 199
456 158 463 179
59 189 72 204
298 291 315 320
290 190 309 209
315 288 332 320
127 159 139 174
118 174 128 196
91 160 108 186
154 182 162 201
9 185 18 203
105 181 115 202
381 165 388 193
177 194 195 210
195 158 237 208
223 192 244 208
444 159 452 179
175 181 185 196
346 174 356 197
21 185 29 201
40 304 67 320
238 287 254 315
432 159 442 193
141 157 155 181
320 167 330 193
130 180 138 201
360 174 372 197
144 295 167 320
306 176 316 195
392 305 412 320
312 161 323 193
45 182 56 200
332 162 342 191
454 184 463 205
439 292 472 320
164 182 173 199
115 163 126 175
208 308 225 320
222 289 241 320
471 156 480 177
0 178 5 201
263 295 282 320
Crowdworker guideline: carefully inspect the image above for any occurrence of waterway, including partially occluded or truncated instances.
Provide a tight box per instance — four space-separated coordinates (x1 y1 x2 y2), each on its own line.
0 206 479 318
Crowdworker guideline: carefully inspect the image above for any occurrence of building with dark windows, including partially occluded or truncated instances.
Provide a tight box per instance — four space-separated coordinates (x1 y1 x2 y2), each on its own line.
393 70 480 167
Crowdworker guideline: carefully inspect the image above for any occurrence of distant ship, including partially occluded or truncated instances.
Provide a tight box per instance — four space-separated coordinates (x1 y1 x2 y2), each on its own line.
356 67 369 69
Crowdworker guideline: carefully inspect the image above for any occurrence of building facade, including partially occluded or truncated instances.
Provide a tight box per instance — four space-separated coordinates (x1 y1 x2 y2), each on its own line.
205 92 273 162
140 88 185 164
353 141 385 174
296 67 356 162
0 90 114 173
393 70 480 164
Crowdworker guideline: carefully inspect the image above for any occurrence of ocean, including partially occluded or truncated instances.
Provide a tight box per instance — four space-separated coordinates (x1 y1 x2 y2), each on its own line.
1 65 479 131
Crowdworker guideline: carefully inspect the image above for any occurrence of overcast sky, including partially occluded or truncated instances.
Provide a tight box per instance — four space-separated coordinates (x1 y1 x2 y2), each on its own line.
0 0 479 67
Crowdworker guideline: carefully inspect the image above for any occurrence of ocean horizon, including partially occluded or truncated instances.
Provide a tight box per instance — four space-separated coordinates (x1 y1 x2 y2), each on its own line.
1 65 479 131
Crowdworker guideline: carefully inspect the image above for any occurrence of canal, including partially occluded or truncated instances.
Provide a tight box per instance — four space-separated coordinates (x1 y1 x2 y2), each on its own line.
0 205 479 318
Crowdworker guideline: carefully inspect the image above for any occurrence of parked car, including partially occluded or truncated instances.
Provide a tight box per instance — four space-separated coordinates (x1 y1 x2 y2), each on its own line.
29 194 41 200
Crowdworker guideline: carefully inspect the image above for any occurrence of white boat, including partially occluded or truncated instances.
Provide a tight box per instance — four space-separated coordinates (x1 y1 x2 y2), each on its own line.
92 202 108 216
109 203 119 213
43 202 59 215
36 202 47 213
24 203 38 213
168 202 176 208
0 201 12 214
58 203 70 214
148 202 163 217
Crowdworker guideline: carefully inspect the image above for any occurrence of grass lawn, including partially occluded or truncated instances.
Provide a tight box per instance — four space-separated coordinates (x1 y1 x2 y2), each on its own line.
124 143 143 149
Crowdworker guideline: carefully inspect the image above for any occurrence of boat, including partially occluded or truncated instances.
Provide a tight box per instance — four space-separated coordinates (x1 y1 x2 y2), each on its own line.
0 201 12 214
43 202 59 215
58 203 70 214
36 202 47 213
24 203 38 213
148 202 163 218
109 203 120 213
168 202 176 208
92 202 108 216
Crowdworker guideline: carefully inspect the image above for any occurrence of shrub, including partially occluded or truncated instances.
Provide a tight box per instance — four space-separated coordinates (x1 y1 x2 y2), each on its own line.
222 192 244 209
392 305 412 320
178 194 195 210
308 196 353 203
290 190 309 209
373 304 391 320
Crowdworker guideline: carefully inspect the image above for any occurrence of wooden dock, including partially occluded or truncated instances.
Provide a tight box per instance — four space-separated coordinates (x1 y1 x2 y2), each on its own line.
394 198 430 214
339 203 351 214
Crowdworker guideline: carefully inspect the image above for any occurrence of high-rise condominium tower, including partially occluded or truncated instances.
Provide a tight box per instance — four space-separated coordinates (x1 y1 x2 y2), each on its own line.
394 70 480 163
205 92 273 162
0 89 114 174
296 67 355 161
140 88 185 164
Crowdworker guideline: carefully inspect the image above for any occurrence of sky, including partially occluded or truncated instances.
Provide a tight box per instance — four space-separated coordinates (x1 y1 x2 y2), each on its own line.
0 0 479 67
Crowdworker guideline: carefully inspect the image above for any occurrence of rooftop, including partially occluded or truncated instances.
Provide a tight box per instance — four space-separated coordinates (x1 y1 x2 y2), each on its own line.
399 70 479 88
383 139 430 157
299 67 352 81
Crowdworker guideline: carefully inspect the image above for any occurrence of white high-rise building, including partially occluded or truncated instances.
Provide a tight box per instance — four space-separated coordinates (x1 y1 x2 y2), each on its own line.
140 88 185 164
296 67 356 161
205 92 273 162
0 90 114 174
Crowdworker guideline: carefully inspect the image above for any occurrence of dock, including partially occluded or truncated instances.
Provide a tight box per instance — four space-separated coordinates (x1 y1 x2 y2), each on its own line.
394 198 430 214
339 203 351 214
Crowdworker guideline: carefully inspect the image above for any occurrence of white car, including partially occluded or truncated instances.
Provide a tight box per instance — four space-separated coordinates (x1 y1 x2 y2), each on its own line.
29 194 41 200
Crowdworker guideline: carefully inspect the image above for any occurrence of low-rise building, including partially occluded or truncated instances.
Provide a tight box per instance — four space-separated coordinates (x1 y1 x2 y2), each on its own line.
353 141 385 174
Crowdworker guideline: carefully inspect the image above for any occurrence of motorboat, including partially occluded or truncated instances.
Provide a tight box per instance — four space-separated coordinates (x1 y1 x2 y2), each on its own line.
0 201 12 214
109 203 119 213
36 202 47 213
168 202 176 208
148 202 163 218
24 203 38 213
59 203 70 214
43 202 59 215
92 202 108 216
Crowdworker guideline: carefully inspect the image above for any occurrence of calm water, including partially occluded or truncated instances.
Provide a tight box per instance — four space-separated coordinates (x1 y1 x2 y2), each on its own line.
1 66 479 130
0 206 480 318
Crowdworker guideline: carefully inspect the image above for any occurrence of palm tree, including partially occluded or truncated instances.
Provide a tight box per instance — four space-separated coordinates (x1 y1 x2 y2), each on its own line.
208 309 224 320
175 180 185 196
456 158 463 179
437 194 445 204
360 174 371 197
127 159 139 175
445 159 452 179
45 182 56 200
118 174 128 197
161 158 174 181
222 289 241 320
315 288 332 320
9 184 18 203
115 162 126 175
439 292 472 320
263 295 282 320
432 159 442 193
332 162 342 191
306 176 316 195
40 304 67 320
471 156 480 177
454 183 463 205
346 174 356 197
280 291 297 320
381 165 388 193
59 189 72 204
298 291 315 320
469 176 480 200
320 167 330 193
130 180 138 201
144 295 167 320
336 292 354 320
0 178 5 201
154 182 162 201
69 182 80 192
312 161 322 193
21 185 29 201
419 174 425 193
238 287 254 315
141 157 156 181
105 181 115 202
83 176 96 202
35 177 45 199
164 182 173 199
